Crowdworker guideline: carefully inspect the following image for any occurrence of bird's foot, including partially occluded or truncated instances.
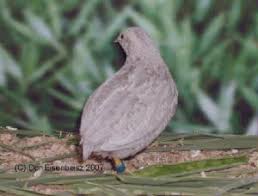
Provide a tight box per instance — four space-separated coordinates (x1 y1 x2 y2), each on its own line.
113 157 126 173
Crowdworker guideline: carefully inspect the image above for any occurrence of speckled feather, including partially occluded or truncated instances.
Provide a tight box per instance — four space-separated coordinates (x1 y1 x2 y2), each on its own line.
80 27 178 159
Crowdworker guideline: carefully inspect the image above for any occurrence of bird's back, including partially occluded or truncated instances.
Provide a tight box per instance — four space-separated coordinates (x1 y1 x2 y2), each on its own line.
80 55 177 159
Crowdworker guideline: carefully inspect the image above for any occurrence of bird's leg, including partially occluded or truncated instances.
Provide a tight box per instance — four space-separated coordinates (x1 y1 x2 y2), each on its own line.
112 157 126 173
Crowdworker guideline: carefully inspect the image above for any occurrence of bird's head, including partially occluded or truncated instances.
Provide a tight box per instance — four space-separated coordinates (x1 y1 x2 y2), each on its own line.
114 27 157 56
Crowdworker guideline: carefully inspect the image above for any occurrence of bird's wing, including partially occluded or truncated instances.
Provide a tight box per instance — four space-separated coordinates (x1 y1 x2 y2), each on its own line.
99 79 177 151
79 65 135 144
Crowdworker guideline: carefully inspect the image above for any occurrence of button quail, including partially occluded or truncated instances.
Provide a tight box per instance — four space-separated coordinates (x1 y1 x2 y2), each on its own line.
80 27 178 172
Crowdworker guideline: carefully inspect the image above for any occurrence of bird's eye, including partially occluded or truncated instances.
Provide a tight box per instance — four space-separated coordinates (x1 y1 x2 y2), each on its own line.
120 34 124 39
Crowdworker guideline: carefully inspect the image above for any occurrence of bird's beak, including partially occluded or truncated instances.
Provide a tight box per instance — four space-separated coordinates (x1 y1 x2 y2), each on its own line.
113 37 119 43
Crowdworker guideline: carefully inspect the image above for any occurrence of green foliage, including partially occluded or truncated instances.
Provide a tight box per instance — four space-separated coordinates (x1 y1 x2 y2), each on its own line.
0 0 257 134
134 156 247 177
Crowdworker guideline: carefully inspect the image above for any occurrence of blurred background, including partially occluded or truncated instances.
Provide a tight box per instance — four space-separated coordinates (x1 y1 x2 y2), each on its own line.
0 0 257 135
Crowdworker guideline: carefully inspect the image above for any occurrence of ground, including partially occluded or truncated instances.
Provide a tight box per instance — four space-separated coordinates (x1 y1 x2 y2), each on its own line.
0 130 258 195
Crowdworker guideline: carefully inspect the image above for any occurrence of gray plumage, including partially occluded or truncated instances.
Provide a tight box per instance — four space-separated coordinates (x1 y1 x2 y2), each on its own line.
80 27 178 160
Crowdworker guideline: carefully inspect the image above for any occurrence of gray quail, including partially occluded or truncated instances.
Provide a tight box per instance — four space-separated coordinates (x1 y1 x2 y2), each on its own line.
80 27 178 173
